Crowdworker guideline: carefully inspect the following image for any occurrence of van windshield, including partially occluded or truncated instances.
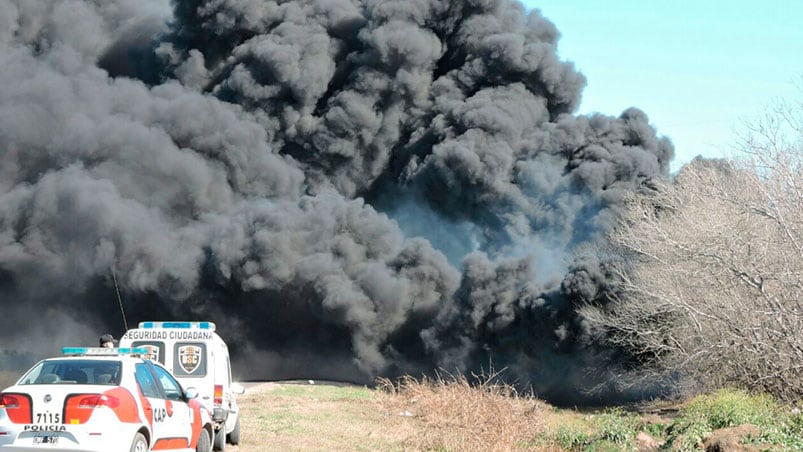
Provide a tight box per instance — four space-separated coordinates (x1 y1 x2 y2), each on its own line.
19 360 122 385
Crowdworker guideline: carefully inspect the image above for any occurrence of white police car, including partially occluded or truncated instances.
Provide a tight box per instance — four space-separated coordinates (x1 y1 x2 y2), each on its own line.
0 347 214 451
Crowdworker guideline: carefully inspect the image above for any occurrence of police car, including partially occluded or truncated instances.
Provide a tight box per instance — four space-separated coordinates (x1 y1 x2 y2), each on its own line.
119 322 242 451
0 347 214 451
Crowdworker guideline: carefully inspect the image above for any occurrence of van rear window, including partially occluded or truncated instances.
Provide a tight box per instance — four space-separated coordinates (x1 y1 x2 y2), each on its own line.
173 342 206 377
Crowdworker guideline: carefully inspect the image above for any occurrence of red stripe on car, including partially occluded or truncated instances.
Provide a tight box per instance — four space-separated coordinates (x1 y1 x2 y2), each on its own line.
135 386 153 428
188 399 203 448
152 437 189 449
104 387 140 423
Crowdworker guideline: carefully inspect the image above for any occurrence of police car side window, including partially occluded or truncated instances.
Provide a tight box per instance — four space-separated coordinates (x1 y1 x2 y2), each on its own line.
135 363 161 398
152 366 184 402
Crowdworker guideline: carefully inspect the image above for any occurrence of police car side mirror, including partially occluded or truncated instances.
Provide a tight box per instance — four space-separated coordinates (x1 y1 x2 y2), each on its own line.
184 387 199 400
230 383 245 395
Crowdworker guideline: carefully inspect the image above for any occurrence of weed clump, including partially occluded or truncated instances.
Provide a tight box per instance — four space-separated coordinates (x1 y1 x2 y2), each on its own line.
378 371 546 452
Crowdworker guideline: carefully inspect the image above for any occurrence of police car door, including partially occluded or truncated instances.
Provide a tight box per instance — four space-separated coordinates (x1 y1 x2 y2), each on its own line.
150 363 193 447
134 362 173 445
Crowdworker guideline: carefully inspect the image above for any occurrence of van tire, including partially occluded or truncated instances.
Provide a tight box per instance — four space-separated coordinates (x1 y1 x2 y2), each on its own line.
213 427 225 451
228 416 241 445
130 433 147 452
196 428 212 452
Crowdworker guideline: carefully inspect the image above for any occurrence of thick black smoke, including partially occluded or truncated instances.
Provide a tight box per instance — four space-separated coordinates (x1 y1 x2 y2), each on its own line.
0 0 672 404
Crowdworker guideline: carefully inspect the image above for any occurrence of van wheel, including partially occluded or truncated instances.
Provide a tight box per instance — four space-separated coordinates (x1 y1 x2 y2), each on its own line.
130 433 147 452
213 427 225 451
228 416 241 445
196 428 212 452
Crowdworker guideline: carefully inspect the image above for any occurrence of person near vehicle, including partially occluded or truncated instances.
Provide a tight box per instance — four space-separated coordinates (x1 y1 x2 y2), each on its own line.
99 334 116 348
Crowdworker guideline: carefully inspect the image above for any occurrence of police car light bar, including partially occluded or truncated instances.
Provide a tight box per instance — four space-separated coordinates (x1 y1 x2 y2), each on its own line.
138 321 216 331
62 347 149 356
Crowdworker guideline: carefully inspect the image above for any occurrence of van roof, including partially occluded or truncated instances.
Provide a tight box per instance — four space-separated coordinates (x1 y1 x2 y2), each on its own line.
138 321 216 331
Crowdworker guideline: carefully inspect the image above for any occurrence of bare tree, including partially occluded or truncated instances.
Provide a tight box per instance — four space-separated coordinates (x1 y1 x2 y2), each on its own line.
582 98 803 400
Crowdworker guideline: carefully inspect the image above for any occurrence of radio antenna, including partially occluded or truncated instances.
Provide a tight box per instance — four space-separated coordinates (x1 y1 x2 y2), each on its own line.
111 264 129 331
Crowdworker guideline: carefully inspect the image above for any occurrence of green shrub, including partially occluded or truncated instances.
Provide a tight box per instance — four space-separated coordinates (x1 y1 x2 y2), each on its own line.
540 390 803 451
583 439 626 452
554 423 590 449
749 410 803 450
593 408 640 444
665 388 803 450
548 409 641 451
666 421 711 452
642 420 665 439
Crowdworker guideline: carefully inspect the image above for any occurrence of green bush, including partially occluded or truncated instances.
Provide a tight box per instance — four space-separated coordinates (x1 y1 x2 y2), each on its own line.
665 388 803 450
540 389 803 451
643 420 665 439
548 409 641 451
582 439 626 452
593 408 640 444
554 424 589 450
752 410 803 450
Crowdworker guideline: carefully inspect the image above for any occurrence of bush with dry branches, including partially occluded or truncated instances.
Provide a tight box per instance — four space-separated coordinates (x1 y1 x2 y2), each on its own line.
377 370 547 451
582 98 803 400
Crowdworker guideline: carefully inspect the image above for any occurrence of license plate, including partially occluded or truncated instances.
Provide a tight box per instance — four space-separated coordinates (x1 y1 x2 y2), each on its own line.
34 434 59 444
35 411 61 424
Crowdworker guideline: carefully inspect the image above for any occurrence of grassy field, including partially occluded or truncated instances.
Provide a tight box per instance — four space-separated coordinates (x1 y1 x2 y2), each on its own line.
5 368 802 450
232 379 803 451
234 382 407 451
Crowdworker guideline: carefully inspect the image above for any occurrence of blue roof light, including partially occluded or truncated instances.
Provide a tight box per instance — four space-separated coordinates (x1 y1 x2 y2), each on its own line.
137 321 215 331
61 347 150 356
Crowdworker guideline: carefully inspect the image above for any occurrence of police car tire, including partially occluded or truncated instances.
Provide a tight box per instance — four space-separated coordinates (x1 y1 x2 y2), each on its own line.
130 433 148 452
228 416 241 445
197 428 212 452
213 426 225 451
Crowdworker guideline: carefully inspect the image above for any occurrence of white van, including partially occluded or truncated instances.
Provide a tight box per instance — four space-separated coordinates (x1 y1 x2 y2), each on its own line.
119 321 243 451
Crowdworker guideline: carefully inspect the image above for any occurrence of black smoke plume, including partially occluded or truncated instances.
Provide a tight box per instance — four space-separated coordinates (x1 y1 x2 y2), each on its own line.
0 0 672 404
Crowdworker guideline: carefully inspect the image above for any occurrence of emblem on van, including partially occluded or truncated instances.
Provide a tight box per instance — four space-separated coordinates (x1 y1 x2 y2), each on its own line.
178 345 202 374
141 345 160 362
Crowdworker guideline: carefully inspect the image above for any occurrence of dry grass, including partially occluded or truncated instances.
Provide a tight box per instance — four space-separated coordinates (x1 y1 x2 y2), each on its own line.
227 379 803 451
234 382 407 451
232 376 552 451
8 368 796 450
377 372 550 451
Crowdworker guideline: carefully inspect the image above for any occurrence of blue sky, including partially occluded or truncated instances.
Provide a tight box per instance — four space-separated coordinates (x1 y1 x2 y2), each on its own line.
519 0 803 171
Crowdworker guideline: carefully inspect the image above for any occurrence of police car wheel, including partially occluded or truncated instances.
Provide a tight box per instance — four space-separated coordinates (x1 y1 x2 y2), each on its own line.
196 428 212 452
130 433 148 452
228 416 241 445
213 426 226 451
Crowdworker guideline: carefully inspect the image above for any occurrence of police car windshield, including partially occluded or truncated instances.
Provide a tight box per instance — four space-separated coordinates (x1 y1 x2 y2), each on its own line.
19 360 122 386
